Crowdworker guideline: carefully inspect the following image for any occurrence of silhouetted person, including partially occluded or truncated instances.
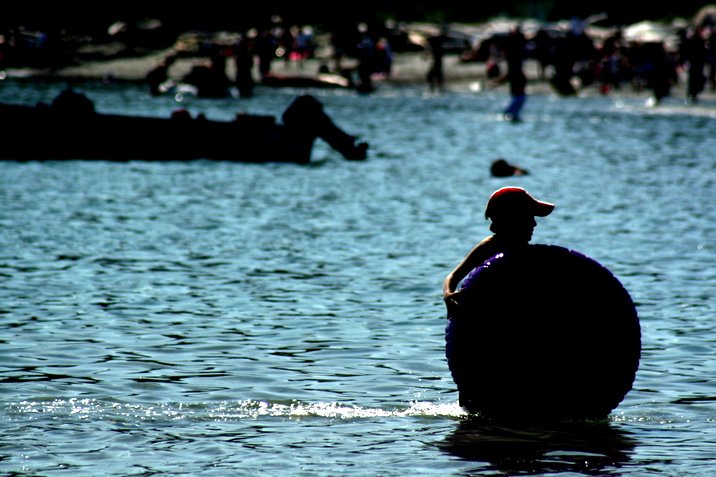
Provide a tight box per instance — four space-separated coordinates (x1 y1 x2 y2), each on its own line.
254 28 277 78
51 88 95 115
443 187 554 311
503 26 527 121
183 53 231 98
643 42 676 104
278 24 295 66
427 26 449 91
355 23 375 93
146 55 176 96
490 158 528 177
598 30 624 93
374 37 393 78
329 26 351 74
550 35 577 95
235 32 255 98
683 27 707 103
282 95 368 160
550 18 596 95
294 25 314 68
170 108 193 121
708 28 716 92
533 28 553 81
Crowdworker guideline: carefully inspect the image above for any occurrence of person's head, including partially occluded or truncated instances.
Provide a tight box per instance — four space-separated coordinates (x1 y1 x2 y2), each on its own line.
490 158 528 177
485 187 554 242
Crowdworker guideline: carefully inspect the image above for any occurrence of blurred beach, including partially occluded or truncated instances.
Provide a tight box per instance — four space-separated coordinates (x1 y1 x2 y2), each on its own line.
3 17 714 102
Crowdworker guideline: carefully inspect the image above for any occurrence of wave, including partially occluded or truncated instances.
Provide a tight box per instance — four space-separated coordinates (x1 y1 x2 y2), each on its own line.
4 398 467 422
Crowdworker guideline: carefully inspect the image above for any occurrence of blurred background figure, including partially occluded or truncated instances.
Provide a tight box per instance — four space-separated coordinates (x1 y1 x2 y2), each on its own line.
182 52 231 98
502 25 527 121
491 158 529 177
146 54 176 96
426 25 449 92
355 22 376 93
234 29 256 98
682 26 707 103
254 27 277 79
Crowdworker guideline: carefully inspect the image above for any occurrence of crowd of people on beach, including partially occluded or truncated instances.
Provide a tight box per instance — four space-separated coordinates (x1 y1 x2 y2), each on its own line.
145 18 401 98
3 8 714 106
461 14 716 110
143 13 715 109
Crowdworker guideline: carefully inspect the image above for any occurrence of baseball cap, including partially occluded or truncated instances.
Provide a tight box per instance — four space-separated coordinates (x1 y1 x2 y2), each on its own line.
485 187 554 219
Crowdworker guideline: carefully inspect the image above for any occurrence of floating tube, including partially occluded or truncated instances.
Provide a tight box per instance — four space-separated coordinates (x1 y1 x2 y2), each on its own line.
445 244 641 420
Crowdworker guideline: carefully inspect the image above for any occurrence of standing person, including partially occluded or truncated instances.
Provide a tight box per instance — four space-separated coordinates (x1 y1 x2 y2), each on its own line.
234 31 256 98
278 24 295 67
254 28 277 79
355 22 376 93
683 27 707 103
503 26 527 121
426 25 449 92
443 187 554 311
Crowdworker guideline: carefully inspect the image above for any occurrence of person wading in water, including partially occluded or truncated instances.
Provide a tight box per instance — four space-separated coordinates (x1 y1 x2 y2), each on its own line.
443 187 554 312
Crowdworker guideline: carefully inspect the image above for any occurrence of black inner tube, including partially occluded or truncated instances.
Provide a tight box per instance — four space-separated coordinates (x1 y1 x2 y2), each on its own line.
445 244 641 421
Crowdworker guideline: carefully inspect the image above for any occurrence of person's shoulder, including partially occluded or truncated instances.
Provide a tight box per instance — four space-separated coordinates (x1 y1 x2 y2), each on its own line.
476 235 496 247
473 235 501 258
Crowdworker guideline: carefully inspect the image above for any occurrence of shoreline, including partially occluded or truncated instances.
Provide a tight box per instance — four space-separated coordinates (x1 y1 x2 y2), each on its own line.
4 48 714 104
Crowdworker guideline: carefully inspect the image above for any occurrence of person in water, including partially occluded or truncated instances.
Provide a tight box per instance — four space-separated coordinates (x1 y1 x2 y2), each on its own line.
490 158 528 177
443 187 554 311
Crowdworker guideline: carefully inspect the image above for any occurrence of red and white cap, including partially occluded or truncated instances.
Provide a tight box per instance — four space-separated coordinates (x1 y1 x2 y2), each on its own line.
485 187 555 220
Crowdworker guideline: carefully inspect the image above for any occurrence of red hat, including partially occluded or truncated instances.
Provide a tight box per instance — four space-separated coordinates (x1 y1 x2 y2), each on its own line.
485 187 554 219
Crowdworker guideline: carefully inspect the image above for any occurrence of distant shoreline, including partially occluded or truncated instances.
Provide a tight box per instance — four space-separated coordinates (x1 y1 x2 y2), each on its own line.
4 17 715 105
7 49 712 104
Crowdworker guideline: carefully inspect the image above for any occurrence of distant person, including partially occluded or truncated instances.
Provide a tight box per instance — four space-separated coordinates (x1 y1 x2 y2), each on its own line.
598 29 624 93
707 27 716 92
294 25 315 68
146 54 176 96
183 53 231 98
355 23 376 93
549 18 596 95
374 37 394 78
281 95 368 160
278 24 295 66
503 26 527 121
644 42 676 104
683 27 707 103
235 31 256 98
443 187 554 312
533 28 553 81
427 26 449 91
329 27 350 74
254 28 278 78
490 158 528 177
170 108 193 121
51 88 95 115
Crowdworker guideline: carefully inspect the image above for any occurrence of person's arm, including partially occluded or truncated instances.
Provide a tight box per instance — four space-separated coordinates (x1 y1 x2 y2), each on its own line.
443 236 496 306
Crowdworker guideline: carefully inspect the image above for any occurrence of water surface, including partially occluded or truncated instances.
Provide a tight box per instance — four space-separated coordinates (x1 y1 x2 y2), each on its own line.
1 79 716 475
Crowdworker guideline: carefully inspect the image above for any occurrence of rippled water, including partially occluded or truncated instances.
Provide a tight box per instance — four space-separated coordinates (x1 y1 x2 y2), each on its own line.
1 79 716 475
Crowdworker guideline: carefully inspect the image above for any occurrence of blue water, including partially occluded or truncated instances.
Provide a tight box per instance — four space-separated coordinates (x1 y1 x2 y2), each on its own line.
1 78 716 476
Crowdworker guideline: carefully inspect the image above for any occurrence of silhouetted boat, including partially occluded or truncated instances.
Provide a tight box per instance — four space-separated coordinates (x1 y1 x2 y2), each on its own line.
0 91 368 163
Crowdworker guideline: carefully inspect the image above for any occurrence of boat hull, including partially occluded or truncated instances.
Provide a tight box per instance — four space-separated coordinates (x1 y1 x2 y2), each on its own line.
0 103 314 163
0 92 368 163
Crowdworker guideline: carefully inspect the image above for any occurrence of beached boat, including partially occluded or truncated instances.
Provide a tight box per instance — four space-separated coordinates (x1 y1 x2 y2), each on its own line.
0 90 368 163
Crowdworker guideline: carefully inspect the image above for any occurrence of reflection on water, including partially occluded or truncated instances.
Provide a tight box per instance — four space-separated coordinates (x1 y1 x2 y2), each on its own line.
439 417 636 474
